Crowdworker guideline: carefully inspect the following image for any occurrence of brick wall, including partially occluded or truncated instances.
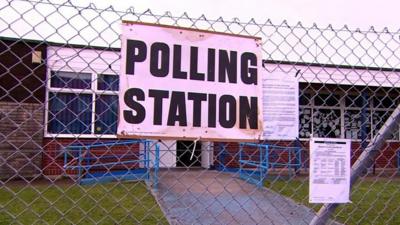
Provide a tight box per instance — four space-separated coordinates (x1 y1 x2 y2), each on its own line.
42 138 140 177
0 101 44 179
214 141 400 170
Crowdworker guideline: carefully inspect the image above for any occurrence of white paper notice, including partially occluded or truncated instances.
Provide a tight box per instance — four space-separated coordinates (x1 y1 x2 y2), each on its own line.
309 138 351 203
262 71 299 140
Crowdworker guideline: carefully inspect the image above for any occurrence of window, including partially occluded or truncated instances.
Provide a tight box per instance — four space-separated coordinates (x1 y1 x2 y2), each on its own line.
47 71 119 136
98 74 119 91
299 86 400 141
48 92 92 134
313 93 341 138
313 108 341 138
50 71 91 89
299 108 311 138
95 95 118 134
299 91 342 138
344 110 371 139
343 94 371 139
371 94 399 140
314 93 340 107
299 93 311 138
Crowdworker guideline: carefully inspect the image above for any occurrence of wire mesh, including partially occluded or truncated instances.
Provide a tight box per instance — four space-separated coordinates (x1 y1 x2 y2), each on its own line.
1 0 400 224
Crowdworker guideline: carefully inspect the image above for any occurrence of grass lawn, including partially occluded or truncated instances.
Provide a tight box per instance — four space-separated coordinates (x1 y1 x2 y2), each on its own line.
0 181 168 225
265 176 400 225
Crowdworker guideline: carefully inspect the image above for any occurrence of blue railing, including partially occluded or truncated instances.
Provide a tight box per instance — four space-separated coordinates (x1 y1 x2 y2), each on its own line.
216 143 241 172
239 143 302 188
63 139 159 188
397 150 400 173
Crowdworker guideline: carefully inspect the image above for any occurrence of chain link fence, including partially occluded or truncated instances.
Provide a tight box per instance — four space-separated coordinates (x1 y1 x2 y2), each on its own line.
1 0 400 224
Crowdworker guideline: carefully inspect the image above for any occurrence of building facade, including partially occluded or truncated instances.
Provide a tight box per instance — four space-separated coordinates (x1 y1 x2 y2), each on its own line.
1 38 399 179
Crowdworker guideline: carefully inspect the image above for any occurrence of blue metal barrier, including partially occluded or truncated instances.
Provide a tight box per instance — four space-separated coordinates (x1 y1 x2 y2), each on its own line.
63 140 159 186
216 143 240 173
239 143 302 187
153 143 160 190
397 150 400 173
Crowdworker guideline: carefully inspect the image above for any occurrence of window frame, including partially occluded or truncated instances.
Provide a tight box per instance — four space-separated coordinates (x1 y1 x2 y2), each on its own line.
343 93 372 140
44 68 119 138
299 91 343 139
299 87 400 142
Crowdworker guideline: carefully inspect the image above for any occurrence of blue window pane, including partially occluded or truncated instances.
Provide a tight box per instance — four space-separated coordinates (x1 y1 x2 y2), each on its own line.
51 71 92 89
344 110 371 139
95 95 118 134
98 74 119 91
48 92 92 134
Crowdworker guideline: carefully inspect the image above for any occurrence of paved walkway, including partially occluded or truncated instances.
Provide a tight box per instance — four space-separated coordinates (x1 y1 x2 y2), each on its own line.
152 169 318 225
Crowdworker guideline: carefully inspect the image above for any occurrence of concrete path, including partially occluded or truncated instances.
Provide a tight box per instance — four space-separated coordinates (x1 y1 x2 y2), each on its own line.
152 169 318 225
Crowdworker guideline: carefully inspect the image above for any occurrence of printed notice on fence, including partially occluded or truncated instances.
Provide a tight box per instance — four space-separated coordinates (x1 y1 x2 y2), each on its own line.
262 70 299 140
118 22 264 141
309 138 351 203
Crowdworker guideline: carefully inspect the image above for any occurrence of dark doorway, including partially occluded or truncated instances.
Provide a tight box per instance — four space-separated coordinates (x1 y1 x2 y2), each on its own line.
176 141 201 167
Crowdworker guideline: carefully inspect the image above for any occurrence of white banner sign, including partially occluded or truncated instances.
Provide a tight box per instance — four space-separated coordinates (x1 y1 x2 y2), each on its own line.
309 138 351 203
118 22 264 141
262 70 299 140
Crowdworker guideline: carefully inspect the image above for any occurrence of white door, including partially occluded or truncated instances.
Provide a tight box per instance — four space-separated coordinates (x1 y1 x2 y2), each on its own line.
141 140 177 168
